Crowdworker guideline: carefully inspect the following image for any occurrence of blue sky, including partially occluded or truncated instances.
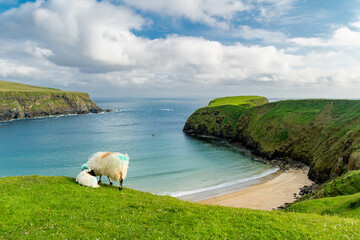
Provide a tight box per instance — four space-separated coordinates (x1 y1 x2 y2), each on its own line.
0 0 360 98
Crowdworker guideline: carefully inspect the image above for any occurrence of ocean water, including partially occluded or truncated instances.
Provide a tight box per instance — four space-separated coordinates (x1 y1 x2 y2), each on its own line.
0 98 278 200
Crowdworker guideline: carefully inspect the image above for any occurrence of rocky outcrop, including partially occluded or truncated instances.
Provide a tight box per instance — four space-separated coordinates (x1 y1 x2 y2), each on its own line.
0 91 102 121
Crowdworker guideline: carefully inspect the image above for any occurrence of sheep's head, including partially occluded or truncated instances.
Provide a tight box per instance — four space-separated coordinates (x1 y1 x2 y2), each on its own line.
82 164 89 171
88 169 96 177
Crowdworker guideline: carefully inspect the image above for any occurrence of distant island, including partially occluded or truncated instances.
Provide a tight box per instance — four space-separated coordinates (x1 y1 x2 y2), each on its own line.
0 81 103 121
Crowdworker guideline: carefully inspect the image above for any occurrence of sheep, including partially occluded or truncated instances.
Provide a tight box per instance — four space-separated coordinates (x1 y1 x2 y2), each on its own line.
86 152 129 190
75 166 100 188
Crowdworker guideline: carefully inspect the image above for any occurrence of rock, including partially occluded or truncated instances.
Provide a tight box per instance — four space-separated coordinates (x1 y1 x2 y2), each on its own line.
276 202 291 210
298 183 319 196
269 158 307 171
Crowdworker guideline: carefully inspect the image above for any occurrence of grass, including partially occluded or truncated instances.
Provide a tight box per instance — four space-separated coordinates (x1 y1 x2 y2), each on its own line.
321 170 360 197
207 96 269 108
1 176 360 239
293 170 360 203
183 105 247 138
0 81 62 92
286 193 360 219
0 80 90 100
184 98 360 183
183 96 269 138
0 81 100 121
285 170 360 219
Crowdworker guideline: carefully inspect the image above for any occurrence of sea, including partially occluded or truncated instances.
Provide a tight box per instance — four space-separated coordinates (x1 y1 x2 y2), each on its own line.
0 98 279 201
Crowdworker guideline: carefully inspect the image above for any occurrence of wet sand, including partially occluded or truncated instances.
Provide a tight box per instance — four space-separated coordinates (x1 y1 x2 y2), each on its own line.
199 168 313 210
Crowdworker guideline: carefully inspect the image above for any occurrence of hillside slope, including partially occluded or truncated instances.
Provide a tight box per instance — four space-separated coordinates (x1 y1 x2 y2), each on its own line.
184 98 360 183
285 170 360 218
1 176 359 239
0 81 102 121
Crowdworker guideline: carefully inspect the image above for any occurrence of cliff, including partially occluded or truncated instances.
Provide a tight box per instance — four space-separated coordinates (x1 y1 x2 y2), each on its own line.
184 97 360 183
0 81 102 121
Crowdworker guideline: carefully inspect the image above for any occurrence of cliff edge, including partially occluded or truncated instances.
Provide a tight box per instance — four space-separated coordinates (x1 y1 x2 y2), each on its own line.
0 81 102 121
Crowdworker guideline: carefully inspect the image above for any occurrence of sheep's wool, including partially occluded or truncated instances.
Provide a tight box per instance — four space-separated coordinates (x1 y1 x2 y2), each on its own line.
76 171 100 188
87 152 130 181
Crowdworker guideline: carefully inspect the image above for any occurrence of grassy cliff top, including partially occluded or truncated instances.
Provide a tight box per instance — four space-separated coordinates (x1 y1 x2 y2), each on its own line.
1 175 359 239
0 81 90 99
207 96 269 108
0 80 63 92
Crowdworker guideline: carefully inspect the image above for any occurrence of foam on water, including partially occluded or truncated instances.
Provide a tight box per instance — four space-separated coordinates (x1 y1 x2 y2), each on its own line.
166 167 280 199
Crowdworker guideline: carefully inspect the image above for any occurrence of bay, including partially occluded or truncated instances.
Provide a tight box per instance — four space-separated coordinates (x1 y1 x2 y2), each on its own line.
0 98 278 200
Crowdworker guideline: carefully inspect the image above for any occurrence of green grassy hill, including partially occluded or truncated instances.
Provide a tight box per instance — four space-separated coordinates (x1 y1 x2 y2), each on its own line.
286 191 360 220
207 96 269 108
285 170 360 219
1 176 359 239
314 170 360 199
0 80 62 92
184 98 360 183
183 96 269 140
0 81 102 121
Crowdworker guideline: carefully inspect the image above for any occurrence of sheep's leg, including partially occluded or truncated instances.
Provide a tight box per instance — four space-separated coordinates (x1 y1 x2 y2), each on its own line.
108 176 113 185
98 175 102 184
119 179 123 191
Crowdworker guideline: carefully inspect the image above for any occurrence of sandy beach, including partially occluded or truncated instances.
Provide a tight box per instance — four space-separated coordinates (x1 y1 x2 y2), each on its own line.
199 168 313 211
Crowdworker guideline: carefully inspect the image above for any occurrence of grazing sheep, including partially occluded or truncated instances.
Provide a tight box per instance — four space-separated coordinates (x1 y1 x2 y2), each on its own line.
75 167 99 188
86 152 129 190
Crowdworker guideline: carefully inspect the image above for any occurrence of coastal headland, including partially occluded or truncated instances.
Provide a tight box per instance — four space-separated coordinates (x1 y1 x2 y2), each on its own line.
183 95 360 210
183 96 360 184
0 81 103 121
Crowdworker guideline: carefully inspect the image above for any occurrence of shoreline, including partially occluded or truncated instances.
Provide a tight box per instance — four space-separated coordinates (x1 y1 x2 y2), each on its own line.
171 167 281 202
198 168 313 211
0 109 113 123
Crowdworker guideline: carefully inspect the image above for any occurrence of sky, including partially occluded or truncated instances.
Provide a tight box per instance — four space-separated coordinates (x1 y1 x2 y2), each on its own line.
0 0 360 98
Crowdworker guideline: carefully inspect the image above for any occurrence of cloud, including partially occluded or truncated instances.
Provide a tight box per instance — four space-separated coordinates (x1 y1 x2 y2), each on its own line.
122 0 249 27
290 22 360 48
0 0 298 78
121 0 296 27
351 21 360 29
250 0 296 23
0 0 360 98
0 59 38 77
229 25 287 43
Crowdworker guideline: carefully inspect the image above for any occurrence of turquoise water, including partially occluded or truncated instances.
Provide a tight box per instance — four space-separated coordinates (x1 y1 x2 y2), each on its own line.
0 98 278 200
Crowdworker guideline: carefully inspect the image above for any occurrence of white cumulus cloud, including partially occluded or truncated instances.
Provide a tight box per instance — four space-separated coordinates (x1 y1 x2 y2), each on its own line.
290 23 360 48
0 0 360 98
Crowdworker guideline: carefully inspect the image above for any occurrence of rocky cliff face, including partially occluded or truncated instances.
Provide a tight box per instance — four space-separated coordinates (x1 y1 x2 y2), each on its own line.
184 99 360 183
0 91 102 121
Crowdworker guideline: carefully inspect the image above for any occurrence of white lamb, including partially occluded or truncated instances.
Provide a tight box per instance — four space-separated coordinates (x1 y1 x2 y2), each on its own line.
86 152 130 190
75 168 100 188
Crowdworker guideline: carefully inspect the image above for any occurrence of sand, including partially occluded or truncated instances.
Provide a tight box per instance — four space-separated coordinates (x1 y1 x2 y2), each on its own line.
199 168 313 211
